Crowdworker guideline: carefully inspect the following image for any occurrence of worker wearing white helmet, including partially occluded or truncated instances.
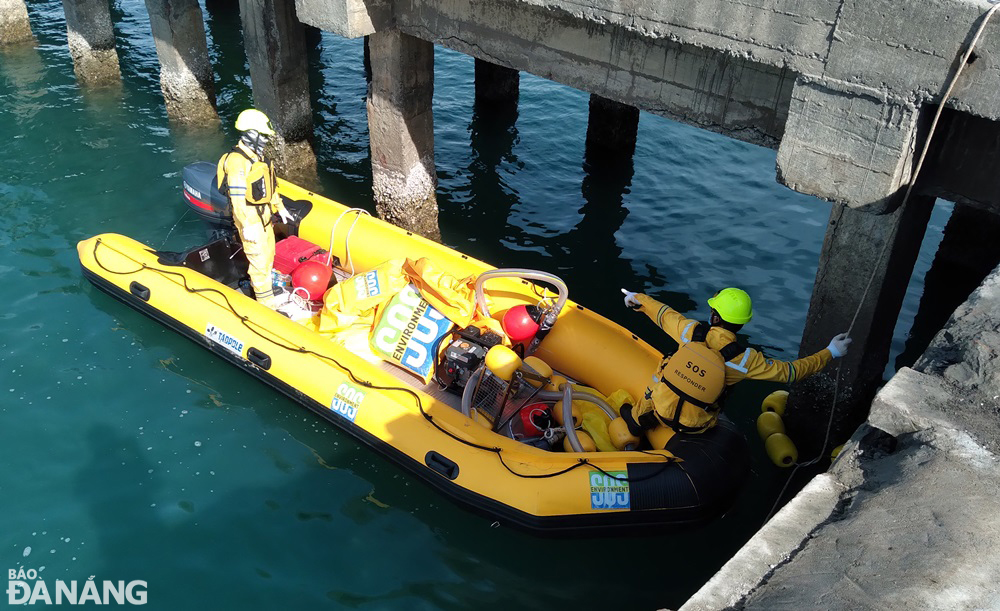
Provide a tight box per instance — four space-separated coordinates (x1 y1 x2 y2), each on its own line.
216 108 294 308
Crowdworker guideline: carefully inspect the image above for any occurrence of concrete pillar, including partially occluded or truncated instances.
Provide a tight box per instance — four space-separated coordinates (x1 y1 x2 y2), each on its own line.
785 196 935 457
896 204 1000 369
777 77 919 214
238 0 317 180
366 30 440 241
0 0 33 46
585 94 639 167
145 0 218 125
61 0 121 86
474 59 518 110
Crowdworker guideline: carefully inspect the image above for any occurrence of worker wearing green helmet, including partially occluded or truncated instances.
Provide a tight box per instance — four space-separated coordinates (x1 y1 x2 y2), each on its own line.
609 287 850 447
217 108 294 308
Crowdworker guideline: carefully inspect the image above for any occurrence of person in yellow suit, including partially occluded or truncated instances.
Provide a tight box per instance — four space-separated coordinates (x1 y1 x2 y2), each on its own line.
609 287 851 447
217 109 293 308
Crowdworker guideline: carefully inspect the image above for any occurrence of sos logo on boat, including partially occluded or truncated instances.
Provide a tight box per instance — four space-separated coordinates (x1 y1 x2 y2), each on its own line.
353 270 382 300
205 323 244 357
330 382 365 422
589 470 630 510
370 284 453 383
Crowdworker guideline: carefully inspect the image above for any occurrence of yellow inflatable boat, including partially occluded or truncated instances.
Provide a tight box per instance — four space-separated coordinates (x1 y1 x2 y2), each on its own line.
77 164 748 534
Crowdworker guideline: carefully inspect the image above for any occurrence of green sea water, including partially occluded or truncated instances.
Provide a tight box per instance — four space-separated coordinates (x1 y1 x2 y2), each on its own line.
1 1 953 609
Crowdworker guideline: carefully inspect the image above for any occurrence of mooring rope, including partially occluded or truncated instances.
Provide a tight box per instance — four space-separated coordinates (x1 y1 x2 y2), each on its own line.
764 1 1000 524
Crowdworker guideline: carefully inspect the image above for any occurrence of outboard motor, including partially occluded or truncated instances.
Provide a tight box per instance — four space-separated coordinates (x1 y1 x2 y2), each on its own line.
182 161 233 231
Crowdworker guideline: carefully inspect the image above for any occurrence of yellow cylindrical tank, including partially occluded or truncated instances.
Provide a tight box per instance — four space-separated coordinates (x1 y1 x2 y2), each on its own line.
756 411 785 440
765 433 798 467
761 389 789 415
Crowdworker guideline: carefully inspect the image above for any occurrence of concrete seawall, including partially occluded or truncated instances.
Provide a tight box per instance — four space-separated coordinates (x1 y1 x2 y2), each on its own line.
682 263 1000 610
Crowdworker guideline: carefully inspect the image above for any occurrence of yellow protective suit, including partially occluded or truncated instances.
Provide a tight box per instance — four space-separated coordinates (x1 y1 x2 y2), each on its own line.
631 293 834 433
217 141 289 307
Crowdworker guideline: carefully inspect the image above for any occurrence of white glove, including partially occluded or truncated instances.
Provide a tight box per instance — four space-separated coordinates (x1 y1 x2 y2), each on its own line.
240 224 263 244
621 288 641 309
278 205 294 224
827 332 852 358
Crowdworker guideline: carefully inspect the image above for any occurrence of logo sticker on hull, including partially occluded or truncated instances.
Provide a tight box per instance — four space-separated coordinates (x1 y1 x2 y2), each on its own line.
205 324 244 357
590 470 630 510
330 382 365 423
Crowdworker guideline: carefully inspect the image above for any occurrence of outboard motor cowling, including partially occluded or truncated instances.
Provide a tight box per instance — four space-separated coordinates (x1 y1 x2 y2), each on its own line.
182 161 232 229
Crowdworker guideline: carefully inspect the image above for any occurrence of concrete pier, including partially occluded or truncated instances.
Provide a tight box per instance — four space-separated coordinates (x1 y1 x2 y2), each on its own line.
786 197 935 456
61 0 121 86
584 94 639 167
0 0 34 46
366 30 440 240
474 59 518 110
145 0 218 125
238 0 317 180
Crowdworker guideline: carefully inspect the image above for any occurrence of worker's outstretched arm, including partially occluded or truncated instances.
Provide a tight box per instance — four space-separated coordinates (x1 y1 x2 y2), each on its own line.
626 291 696 345
741 333 851 383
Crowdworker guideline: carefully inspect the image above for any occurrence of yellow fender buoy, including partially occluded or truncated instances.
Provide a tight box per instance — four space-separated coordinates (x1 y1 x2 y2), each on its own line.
546 374 568 392
646 425 676 451
551 399 581 428
563 430 597 453
765 433 798 467
485 345 522 382
756 411 785 440
831 444 844 460
522 356 553 387
608 417 640 451
761 390 789 416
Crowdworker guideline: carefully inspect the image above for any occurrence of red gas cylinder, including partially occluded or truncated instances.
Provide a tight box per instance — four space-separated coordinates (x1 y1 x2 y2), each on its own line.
291 260 333 300
502 304 542 343
520 403 549 437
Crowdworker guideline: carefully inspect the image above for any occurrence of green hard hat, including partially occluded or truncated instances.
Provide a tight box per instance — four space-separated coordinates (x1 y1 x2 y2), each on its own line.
708 288 753 324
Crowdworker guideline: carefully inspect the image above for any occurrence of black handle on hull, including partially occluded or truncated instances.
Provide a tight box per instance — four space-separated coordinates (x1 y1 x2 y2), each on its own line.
129 281 150 301
425 451 459 480
248 347 271 370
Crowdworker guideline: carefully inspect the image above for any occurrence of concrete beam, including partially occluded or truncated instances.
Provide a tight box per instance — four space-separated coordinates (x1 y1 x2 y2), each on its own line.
61 0 121 86
395 0 795 148
239 0 317 180
145 0 218 125
785 196 934 457
366 30 440 240
0 0 34 46
293 0 390 38
777 77 920 214
474 58 518 110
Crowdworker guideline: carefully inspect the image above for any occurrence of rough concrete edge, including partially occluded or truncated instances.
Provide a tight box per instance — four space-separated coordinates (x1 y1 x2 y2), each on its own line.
678 473 847 611
868 367 998 467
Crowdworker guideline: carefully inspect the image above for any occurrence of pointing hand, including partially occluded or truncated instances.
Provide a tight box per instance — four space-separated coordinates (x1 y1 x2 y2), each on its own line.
621 289 641 309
